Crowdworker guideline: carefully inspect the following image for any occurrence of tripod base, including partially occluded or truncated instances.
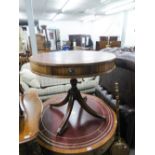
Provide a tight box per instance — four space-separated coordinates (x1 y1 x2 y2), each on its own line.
50 78 106 135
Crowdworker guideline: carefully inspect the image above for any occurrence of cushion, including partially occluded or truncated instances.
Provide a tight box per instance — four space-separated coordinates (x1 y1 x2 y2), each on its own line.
20 69 40 88
29 79 40 88
38 76 71 88
35 76 99 96
20 81 29 91
38 76 92 88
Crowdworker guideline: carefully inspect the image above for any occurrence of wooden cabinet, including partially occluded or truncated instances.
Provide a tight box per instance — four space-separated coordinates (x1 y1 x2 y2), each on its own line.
100 36 108 41
109 36 118 41
96 36 121 50
36 34 46 51
96 41 109 50
69 34 91 48
109 41 121 47
29 34 50 53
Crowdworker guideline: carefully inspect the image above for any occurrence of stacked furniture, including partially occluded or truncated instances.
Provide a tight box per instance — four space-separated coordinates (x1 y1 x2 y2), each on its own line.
36 34 47 52
96 36 121 50
100 36 109 41
69 34 92 49
29 34 50 53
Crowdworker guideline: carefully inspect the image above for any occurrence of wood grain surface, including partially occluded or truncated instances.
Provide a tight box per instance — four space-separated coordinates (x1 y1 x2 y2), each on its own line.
19 90 43 144
29 51 116 78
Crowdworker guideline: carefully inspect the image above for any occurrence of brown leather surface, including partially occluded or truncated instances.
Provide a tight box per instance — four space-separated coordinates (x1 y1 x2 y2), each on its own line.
38 94 117 154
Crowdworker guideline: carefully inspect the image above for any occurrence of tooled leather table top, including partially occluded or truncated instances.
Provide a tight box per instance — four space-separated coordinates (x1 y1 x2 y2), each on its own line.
38 94 117 154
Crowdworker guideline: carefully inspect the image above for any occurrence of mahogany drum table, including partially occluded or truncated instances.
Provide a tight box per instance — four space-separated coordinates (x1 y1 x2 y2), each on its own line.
30 51 116 135
38 94 117 155
29 50 116 78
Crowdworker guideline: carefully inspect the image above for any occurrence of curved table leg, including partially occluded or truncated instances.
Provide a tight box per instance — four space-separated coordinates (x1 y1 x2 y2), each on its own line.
76 91 106 120
50 91 70 107
57 95 74 135
49 78 106 136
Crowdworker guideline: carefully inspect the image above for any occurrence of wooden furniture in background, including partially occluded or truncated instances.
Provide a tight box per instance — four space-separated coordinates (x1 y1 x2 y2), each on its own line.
36 34 46 51
41 25 51 49
100 36 108 41
38 93 117 155
19 90 43 144
99 41 109 49
109 36 118 41
69 34 91 48
110 41 121 48
96 41 109 50
96 41 100 50
36 34 50 52
19 51 31 70
96 35 121 50
29 34 50 53
19 53 29 66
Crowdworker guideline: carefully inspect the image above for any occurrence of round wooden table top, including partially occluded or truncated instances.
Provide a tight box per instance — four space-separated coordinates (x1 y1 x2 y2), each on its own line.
38 94 117 154
29 51 116 78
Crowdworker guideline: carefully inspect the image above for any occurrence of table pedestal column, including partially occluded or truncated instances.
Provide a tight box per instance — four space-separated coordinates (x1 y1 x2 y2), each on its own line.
50 78 106 135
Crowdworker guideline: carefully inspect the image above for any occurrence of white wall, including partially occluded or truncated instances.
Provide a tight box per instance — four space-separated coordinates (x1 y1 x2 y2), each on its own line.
39 10 135 49
124 10 135 47
39 20 92 39
91 13 124 44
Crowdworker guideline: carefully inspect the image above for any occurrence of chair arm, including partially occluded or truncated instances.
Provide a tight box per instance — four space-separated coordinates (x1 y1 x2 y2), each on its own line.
20 81 30 91
95 85 117 111
95 85 135 113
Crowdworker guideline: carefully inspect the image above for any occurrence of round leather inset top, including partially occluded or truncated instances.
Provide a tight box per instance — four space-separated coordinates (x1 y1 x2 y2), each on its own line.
38 94 117 154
